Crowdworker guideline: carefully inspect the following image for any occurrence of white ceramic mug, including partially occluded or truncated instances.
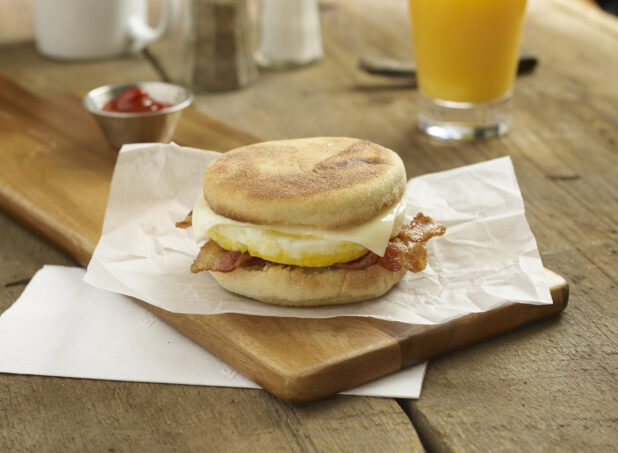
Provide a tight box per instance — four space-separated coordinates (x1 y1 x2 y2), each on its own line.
33 0 172 60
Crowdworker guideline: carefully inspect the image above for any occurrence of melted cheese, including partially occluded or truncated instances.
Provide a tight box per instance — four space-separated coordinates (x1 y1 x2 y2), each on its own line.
191 194 405 258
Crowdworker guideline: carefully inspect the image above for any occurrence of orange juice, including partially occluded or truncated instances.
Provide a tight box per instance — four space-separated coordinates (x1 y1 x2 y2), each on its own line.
409 0 527 104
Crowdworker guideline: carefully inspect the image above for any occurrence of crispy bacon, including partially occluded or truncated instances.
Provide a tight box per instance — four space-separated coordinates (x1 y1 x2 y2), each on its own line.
384 240 427 272
378 213 445 272
190 240 228 273
191 241 265 273
176 211 193 229
398 212 446 243
218 251 242 272
348 213 445 273
377 242 402 272
335 252 377 269
235 253 265 268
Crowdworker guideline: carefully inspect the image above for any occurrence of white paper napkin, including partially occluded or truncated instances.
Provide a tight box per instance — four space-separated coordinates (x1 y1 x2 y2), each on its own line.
85 144 552 324
0 266 426 398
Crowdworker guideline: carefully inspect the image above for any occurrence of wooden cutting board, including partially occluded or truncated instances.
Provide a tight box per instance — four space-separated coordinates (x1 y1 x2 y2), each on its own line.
0 71 568 403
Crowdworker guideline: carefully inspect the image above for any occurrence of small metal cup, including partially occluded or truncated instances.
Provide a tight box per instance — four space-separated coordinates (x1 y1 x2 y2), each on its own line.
83 81 193 150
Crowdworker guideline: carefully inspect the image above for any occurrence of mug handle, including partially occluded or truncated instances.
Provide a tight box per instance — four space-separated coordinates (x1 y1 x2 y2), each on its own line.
128 0 174 52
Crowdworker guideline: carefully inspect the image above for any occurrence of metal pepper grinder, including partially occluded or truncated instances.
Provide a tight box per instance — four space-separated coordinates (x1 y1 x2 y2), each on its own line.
192 0 258 91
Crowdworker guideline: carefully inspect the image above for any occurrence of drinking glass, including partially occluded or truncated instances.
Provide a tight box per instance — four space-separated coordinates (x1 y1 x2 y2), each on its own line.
409 0 527 140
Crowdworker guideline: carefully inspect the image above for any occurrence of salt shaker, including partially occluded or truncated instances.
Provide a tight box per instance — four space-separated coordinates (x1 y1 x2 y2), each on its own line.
255 0 323 69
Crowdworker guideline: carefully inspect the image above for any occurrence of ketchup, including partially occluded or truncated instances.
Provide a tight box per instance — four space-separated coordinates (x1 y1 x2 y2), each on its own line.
102 88 172 113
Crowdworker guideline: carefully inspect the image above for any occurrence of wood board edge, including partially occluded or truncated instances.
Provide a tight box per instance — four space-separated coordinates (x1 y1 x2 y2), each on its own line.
135 267 567 403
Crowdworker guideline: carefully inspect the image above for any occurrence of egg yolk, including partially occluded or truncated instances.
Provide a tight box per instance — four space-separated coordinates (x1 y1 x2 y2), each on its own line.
207 224 368 267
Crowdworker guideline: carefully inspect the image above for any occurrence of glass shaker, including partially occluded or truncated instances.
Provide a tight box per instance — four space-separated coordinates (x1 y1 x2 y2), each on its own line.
255 0 323 69
192 0 259 90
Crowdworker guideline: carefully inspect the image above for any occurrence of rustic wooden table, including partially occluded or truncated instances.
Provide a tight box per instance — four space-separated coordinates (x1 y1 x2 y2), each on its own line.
0 0 616 451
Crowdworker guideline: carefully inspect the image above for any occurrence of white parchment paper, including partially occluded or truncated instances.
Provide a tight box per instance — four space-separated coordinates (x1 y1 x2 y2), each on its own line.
84 143 552 324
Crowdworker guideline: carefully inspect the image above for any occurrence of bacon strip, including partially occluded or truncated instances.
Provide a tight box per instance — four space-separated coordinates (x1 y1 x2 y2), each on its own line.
334 252 377 269
218 251 242 272
190 240 229 273
191 241 265 273
338 213 445 272
376 242 402 272
380 240 427 272
398 212 446 243
176 211 193 229
377 213 445 272
234 253 265 268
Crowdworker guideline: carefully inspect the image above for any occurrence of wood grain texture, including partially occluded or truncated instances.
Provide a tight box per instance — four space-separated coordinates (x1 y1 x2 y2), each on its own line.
137 308 403 403
0 42 162 97
0 359 422 453
139 277 566 403
405 247 617 453
0 69 567 403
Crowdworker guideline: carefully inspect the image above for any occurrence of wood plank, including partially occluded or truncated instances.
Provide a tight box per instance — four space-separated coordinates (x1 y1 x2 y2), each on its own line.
0 41 160 96
403 245 618 453
0 375 423 452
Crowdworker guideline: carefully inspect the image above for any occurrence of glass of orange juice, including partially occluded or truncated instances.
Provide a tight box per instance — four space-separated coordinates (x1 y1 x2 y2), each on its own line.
409 0 527 140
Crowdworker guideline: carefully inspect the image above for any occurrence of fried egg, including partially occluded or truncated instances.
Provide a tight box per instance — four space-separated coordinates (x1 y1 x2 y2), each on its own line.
192 195 406 267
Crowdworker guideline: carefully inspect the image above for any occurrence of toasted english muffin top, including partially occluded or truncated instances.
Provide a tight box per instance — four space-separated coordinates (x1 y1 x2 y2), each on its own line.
203 137 406 229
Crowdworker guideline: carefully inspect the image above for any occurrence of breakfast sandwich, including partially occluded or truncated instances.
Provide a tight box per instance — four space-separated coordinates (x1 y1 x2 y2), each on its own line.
177 137 445 306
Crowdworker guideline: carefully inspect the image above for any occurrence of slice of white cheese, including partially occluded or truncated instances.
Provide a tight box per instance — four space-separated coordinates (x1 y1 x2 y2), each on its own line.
191 194 406 257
